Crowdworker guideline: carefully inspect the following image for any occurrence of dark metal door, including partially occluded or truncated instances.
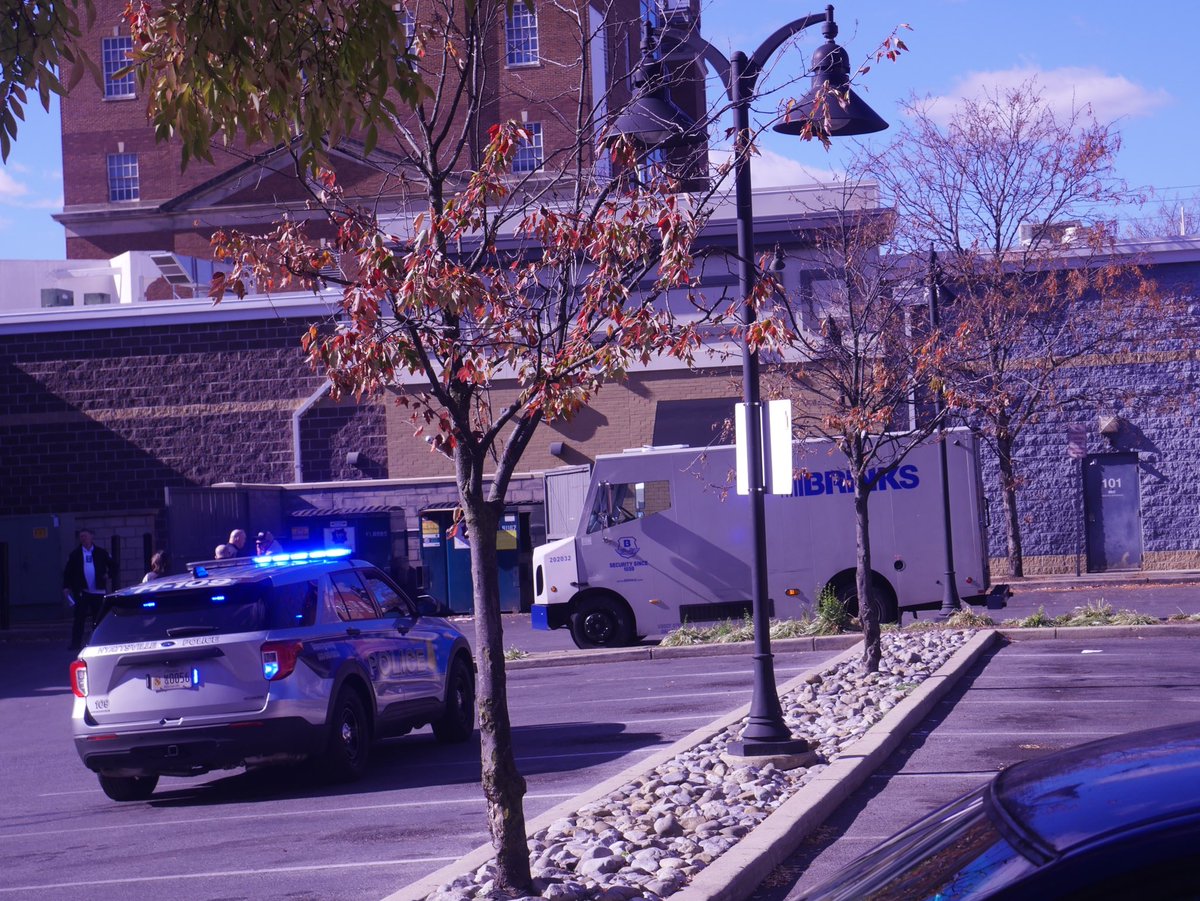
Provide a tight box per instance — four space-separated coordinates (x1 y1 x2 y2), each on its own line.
0 543 9 630
165 486 249 566
1084 453 1143 572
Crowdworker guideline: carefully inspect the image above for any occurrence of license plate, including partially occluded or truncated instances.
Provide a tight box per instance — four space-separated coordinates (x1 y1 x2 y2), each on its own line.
149 670 198 692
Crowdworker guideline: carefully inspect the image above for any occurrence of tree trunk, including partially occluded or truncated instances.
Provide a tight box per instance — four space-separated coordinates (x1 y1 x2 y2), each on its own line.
854 473 881 673
459 475 531 895
996 430 1023 578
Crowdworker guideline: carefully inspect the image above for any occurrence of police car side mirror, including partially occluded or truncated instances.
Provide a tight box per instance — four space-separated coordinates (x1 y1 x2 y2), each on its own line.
416 595 451 618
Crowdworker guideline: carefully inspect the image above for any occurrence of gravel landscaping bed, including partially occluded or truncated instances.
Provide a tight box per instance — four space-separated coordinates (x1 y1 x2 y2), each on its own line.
428 629 975 901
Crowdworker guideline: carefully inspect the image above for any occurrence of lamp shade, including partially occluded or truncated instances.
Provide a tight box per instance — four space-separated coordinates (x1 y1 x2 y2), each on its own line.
607 93 697 148
774 39 888 138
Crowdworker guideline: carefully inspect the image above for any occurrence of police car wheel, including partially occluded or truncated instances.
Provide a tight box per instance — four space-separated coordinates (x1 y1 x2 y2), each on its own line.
98 774 158 802
433 657 475 743
323 689 371 782
570 596 633 649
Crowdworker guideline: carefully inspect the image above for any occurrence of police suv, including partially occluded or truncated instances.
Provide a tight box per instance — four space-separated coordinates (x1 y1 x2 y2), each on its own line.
69 549 474 802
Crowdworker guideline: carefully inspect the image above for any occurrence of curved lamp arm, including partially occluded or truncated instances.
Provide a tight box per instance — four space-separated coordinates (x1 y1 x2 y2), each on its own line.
659 7 832 101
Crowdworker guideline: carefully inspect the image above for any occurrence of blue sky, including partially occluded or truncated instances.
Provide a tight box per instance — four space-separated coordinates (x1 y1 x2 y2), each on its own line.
1 0 1197 259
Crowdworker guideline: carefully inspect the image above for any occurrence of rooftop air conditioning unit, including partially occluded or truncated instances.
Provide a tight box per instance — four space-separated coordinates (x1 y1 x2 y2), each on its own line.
40 288 74 308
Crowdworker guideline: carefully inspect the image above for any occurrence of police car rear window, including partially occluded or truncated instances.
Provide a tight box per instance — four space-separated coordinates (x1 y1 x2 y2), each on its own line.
91 580 319 644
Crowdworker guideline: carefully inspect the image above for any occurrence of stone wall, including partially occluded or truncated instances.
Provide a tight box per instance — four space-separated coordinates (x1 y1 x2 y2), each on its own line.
0 314 384 516
978 257 1200 575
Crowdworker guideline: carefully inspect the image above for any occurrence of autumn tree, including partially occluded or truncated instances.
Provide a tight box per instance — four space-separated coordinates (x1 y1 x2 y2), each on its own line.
872 81 1159 576
1 0 96 159
202 2 730 892
759 180 947 671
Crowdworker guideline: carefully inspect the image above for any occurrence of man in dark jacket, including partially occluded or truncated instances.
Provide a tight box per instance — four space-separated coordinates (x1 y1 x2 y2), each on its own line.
63 529 114 652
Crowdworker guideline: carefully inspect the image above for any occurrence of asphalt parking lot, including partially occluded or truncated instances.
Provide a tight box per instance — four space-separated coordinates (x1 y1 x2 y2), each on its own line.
0 636 838 900
749 633 1200 900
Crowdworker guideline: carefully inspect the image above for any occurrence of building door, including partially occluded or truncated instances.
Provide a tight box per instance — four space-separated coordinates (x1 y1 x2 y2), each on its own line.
0 543 9 630
1084 453 1143 572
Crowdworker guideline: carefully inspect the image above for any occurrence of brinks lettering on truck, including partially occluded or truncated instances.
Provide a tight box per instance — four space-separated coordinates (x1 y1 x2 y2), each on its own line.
791 465 921 497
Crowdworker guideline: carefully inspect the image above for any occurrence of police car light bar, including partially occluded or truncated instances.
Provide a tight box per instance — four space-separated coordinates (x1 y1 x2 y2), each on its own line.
251 548 353 566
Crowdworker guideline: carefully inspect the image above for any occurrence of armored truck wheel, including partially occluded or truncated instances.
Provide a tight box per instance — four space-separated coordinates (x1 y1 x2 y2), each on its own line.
569 594 634 648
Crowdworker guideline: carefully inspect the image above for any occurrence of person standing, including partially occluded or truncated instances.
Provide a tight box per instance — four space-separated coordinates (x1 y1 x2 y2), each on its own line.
141 551 169 583
64 529 114 652
227 529 248 556
255 531 283 556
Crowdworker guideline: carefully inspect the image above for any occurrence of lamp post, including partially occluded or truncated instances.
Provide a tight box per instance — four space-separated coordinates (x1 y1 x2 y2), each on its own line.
610 6 887 757
928 245 962 619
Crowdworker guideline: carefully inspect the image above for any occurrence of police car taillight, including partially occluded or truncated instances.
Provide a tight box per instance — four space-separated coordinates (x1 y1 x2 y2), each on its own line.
70 660 88 698
261 640 303 681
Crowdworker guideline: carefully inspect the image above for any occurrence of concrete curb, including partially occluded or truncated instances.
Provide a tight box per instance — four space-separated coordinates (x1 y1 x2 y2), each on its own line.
383 642 867 901
671 630 998 901
505 622 1200 670
505 634 861 670
1011 571 1200 591
998 622 1200 641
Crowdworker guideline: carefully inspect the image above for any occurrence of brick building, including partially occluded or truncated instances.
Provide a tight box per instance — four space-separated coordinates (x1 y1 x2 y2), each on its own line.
53 0 706 260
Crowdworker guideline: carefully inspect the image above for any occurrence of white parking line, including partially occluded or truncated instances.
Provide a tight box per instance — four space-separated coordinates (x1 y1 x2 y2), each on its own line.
911 730 1114 738
621 713 729 726
38 789 106 797
519 749 658 763
0 856 463 894
868 772 1001 781
0 792 575 841
947 694 1200 702
512 689 744 708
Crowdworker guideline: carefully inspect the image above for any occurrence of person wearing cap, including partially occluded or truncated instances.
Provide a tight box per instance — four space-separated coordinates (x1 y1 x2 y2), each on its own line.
255 531 283 555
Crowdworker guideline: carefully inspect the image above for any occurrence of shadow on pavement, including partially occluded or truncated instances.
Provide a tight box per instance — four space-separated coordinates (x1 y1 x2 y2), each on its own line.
142 720 662 808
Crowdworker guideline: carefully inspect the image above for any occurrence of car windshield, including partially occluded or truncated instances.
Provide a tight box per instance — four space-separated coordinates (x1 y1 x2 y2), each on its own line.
799 788 1037 901
91 580 315 643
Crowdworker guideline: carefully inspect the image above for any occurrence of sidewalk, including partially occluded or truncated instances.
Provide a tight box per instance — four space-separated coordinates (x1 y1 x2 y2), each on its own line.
1005 568 1200 591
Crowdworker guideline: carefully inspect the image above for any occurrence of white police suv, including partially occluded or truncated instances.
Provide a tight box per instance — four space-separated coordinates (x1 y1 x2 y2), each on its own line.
69 549 474 802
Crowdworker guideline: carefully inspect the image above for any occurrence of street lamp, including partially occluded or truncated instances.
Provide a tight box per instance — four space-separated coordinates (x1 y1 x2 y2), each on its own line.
609 6 887 758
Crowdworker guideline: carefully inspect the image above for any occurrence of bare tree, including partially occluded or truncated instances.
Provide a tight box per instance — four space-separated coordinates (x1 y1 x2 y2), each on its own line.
872 81 1161 577
1126 198 1200 239
761 179 947 672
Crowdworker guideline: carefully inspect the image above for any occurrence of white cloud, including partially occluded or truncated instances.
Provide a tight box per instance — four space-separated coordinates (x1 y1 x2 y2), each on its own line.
0 169 30 199
709 147 842 187
923 66 1171 124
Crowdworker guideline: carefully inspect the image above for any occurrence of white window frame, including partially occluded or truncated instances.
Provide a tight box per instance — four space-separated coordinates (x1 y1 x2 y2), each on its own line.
589 5 611 181
102 35 135 99
512 122 544 174
107 152 140 202
505 2 539 67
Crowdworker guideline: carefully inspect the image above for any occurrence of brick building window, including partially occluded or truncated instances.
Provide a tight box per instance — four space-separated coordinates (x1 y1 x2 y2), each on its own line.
403 9 416 49
107 152 140 202
505 3 539 66
512 123 543 173
102 36 135 98
393 7 417 70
